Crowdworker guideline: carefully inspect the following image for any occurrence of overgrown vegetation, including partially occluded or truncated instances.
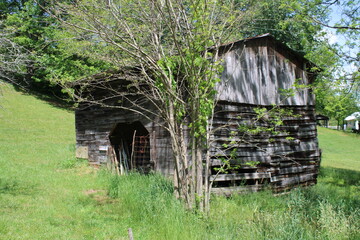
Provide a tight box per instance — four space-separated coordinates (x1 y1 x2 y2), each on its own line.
2 0 359 212
1 84 359 239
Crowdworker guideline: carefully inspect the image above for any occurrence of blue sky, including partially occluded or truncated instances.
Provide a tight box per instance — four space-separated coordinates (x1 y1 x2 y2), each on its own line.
326 3 359 73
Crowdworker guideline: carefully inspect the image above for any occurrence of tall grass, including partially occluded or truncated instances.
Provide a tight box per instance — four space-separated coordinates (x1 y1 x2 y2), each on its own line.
104 172 359 240
106 173 206 239
1 83 359 239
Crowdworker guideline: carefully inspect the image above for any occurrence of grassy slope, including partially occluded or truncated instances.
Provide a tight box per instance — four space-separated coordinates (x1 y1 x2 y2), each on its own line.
1 83 359 239
0 84 116 239
318 127 360 170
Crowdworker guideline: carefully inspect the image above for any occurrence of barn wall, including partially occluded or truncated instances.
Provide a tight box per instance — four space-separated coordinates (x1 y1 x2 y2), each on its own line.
75 104 175 175
209 101 321 194
217 38 314 106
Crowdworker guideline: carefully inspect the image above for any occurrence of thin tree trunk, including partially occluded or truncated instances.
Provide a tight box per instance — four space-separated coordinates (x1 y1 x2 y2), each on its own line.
191 133 196 209
196 142 203 211
203 115 213 213
167 100 193 208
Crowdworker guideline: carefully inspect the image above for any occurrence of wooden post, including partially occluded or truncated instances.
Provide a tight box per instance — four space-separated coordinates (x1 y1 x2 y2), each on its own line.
130 130 137 170
112 147 121 175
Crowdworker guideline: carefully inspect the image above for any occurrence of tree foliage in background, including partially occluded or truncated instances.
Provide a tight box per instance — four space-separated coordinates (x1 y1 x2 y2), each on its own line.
0 19 32 85
309 0 360 119
0 0 110 95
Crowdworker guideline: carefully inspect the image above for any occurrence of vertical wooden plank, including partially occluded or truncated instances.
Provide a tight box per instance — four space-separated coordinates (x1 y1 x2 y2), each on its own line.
259 40 270 105
268 44 278 105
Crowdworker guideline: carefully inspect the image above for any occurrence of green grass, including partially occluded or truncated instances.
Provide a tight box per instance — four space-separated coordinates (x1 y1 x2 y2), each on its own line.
1 83 359 239
0 84 109 239
318 127 360 170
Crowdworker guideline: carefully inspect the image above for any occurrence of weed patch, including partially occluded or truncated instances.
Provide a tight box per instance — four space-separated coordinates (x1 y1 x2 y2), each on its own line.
0 178 37 195
59 157 88 169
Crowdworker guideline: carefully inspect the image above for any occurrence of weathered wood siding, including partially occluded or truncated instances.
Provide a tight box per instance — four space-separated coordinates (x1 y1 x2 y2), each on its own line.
217 37 314 106
209 102 320 194
75 104 175 176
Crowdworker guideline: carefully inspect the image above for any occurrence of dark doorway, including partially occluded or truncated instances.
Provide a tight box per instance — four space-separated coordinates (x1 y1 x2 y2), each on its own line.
109 121 152 173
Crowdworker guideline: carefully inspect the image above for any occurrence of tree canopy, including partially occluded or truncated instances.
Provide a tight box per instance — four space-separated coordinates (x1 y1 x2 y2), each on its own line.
1 0 357 105
1 0 111 94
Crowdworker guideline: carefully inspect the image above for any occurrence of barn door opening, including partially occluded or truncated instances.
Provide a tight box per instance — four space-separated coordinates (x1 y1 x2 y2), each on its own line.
109 121 152 173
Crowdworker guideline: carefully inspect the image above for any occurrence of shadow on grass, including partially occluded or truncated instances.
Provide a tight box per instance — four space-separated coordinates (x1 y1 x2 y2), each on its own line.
0 178 38 196
319 167 360 186
4 80 74 112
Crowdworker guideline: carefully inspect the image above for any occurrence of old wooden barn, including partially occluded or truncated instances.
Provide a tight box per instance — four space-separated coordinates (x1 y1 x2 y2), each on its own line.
74 34 321 194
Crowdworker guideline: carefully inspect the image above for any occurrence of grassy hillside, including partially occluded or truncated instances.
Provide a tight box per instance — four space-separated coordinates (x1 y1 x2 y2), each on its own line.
318 127 360 170
0 84 109 238
1 83 359 239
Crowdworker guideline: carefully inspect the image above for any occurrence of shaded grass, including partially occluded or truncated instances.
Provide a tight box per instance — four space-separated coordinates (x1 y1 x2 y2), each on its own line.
1 83 359 239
